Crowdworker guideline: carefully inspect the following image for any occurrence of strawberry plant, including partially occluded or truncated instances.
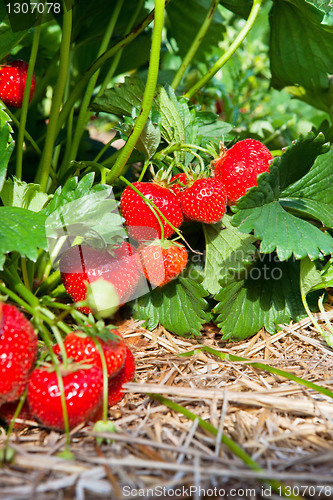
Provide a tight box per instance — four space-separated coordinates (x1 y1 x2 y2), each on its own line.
0 0 332 473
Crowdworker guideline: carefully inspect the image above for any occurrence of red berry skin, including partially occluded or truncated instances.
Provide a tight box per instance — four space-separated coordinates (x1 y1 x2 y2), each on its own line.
120 182 183 242
180 178 227 224
28 364 103 431
59 242 141 314
0 303 37 405
55 331 126 378
0 400 33 430
169 173 189 198
214 139 272 205
138 241 188 287
0 60 36 108
108 346 136 406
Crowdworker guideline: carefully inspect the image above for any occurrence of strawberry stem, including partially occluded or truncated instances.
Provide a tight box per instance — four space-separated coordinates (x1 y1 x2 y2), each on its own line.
35 0 73 191
106 0 166 184
54 3 171 144
36 320 71 446
184 0 264 100
15 18 42 180
63 0 125 173
92 136 120 164
154 142 214 162
98 0 145 96
137 158 150 182
0 267 39 308
170 0 220 91
90 334 109 422
5 389 28 447
0 282 35 313
20 257 32 292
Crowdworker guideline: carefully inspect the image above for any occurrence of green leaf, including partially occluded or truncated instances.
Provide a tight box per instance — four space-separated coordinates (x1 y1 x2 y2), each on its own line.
43 173 111 217
299 256 325 296
90 76 145 117
219 0 253 19
0 104 14 193
167 0 225 63
269 0 333 112
44 174 125 252
202 214 257 294
281 147 333 204
168 91 197 165
232 132 333 260
0 4 28 59
120 114 161 159
0 207 48 270
279 198 333 227
138 118 161 159
1 178 50 212
214 254 307 340
154 86 186 146
196 111 233 145
132 277 211 337
233 201 333 260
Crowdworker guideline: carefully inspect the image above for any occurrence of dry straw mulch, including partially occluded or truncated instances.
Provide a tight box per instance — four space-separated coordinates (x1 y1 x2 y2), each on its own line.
2 312 333 500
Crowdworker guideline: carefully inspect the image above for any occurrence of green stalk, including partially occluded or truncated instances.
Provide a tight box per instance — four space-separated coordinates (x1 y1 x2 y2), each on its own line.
92 136 118 163
98 0 145 97
56 48 74 183
54 3 172 142
4 105 42 156
15 20 42 179
137 158 150 182
91 335 109 422
171 0 219 90
37 320 71 447
181 345 333 402
154 142 214 161
64 0 125 172
151 395 302 500
29 48 60 109
184 0 263 100
0 267 39 308
5 389 28 449
51 325 68 370
0 282 35 314
35 270 62 296
21 257 31 292
35 0 73 191
300 289 331 346
106 0 165 184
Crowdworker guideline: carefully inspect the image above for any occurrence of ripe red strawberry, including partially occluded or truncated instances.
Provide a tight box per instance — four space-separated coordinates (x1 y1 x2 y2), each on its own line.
28 363 103 431
0 400 34 430
59 242 141 314
0 303 37 405
138 240 188 287
179 177 227 224
108 346 136 406
0 60 36 108
53 330 126 378
213 138 272 205
120 182 183 242
169 173 190 198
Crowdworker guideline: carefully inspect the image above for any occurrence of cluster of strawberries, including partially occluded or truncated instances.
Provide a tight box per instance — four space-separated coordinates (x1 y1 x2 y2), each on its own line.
0 303 135 431
59 139 272 315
